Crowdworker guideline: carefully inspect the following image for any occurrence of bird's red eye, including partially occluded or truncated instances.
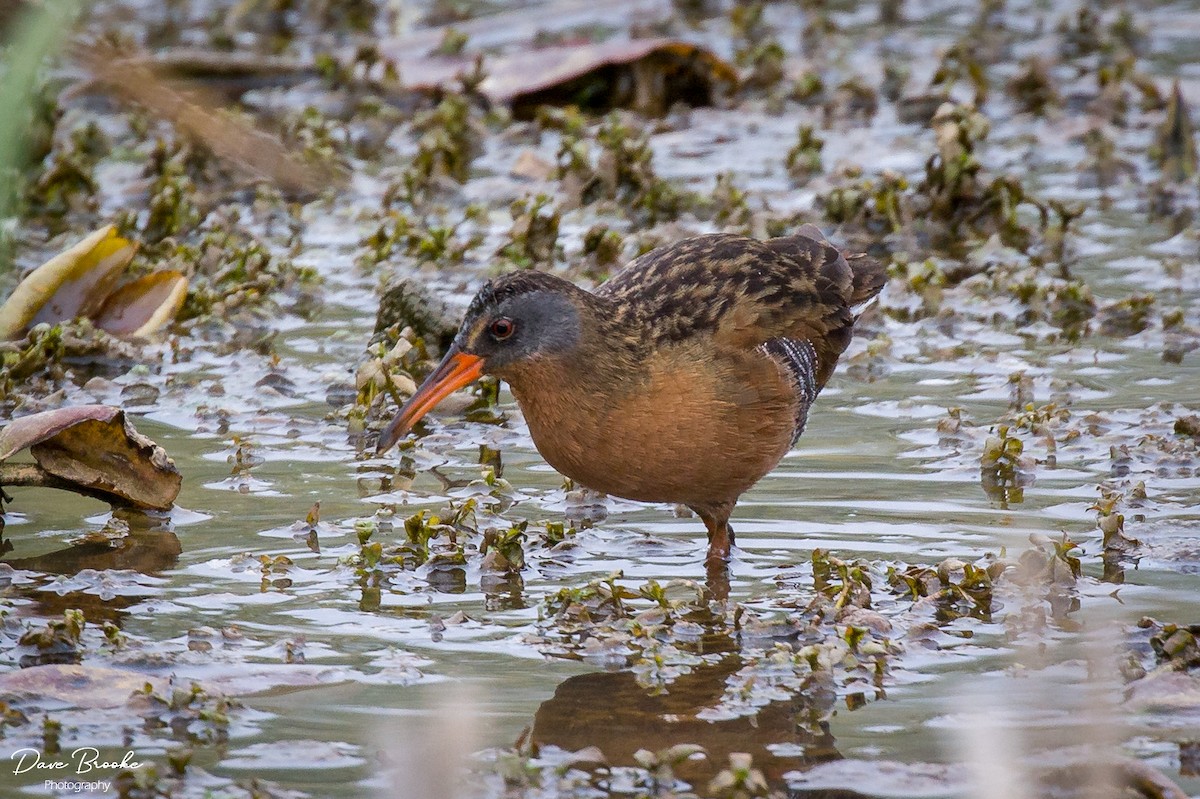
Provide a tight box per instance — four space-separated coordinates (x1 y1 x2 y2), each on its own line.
490 317 515 340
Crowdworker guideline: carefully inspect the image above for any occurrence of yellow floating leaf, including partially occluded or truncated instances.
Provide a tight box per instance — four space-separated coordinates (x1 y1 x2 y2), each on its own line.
94 270 188 339
0 225 139 340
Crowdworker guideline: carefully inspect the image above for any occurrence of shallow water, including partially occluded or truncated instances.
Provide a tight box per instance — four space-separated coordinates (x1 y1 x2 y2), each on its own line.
3 0 1200 797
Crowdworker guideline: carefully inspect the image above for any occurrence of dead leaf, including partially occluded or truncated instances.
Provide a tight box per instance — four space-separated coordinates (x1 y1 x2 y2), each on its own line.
0 226 137 340
0 404 120 461
399 38 737 118
93 270 188 339
0 405 182 509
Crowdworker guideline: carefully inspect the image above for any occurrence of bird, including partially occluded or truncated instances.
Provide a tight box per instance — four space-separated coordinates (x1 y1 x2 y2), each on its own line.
376 225 886 567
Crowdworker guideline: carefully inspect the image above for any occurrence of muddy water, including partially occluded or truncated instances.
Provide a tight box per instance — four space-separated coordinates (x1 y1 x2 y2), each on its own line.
3 0 1200 797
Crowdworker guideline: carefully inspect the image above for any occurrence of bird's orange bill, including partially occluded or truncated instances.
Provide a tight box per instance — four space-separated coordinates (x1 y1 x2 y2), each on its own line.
375 348 485 454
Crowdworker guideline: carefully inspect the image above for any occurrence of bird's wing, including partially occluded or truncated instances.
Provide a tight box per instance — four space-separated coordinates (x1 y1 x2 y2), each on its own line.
599 228 885 386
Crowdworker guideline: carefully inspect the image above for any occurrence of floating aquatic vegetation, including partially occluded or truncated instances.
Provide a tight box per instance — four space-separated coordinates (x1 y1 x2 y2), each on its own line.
889 556 1006 622
481 521 528 574
577 224 625 280
1057 6 1105 61
594 112 694 223
279 105 354 171
811 549 873 611
931 40 989 107
548 110 697 222
920 103 1022 246
823 76 879 124
410 92 486 186
729 2 771 51
708 751 769 798
738 39 786 94
1006 57 1062 116
1010 533 1082 589
1098 292 1156 337
706 173 752 229
1148 621 1200 672
1078 126 1135 190
730 3 784 94
1151 82 1198 183
357 337 420 415
129 678 236 745
1008 269 1097 338
23 135 101 228
819 101 1063 254
980 424 1034 506
0 320 131 404
498 194 561 268
358 206 485 270
784 125 823 184
1093 486 1141 582
166 215 319 326
818 165 909 238
17 609 87 667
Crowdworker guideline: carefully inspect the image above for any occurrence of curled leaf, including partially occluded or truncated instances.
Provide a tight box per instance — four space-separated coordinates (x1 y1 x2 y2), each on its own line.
0 404 121 461
0 225 138 340
0 405 181 510
93 270 188 339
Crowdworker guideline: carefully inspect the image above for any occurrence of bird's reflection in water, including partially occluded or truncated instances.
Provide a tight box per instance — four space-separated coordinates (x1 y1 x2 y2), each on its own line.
705 560 732 603
531 651 841 790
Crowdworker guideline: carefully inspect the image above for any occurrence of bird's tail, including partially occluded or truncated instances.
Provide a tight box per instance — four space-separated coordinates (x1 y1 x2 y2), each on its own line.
847 252 887 315
792 223 887 310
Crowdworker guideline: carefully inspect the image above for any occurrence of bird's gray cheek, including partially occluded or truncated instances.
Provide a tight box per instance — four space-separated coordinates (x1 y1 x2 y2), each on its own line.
543 311 582 355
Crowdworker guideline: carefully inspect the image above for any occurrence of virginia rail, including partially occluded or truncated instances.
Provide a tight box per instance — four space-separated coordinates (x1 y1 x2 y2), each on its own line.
377 226 885 566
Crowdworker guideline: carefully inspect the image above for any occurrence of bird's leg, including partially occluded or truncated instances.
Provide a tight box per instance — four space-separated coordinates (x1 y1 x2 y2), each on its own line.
695 503 735 564
694 503 735 603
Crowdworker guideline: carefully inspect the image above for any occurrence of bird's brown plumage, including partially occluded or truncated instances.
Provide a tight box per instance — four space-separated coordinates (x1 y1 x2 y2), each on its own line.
380 226 886 567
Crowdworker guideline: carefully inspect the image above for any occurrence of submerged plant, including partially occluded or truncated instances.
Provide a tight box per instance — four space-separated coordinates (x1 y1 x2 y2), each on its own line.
18 609 87 665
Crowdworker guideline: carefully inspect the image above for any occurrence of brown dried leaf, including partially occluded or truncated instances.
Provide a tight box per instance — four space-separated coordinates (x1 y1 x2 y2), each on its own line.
0 405 181 509
391 0 673 54
399 38 737 118
31 412 181 510
0 404 120 462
